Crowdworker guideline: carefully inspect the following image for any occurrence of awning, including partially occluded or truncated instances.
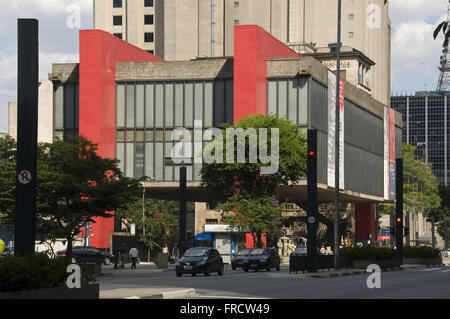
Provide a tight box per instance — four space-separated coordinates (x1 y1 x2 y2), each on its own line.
195 232 212 241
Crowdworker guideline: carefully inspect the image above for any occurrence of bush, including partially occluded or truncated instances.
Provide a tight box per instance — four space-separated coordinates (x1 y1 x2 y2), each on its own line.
340 246 397 261
403 246 440 259
0 254 96 293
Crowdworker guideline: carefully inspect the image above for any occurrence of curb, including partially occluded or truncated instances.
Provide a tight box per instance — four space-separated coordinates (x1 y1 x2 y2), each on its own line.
126 289 197 299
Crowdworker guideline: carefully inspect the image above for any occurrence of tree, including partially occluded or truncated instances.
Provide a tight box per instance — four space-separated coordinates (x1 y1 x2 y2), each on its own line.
0 135 143 259
116 199 190 260
201 114 307 245
436 185 450 241
217 195 282 248
0 135 16 230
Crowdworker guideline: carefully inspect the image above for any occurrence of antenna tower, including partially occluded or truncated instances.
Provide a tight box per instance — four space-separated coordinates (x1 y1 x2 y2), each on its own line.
437 0 450 92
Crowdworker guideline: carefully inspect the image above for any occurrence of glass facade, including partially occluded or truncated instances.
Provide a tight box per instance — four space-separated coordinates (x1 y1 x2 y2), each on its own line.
392 94 449 185
53 83 79 142
116 80 234 181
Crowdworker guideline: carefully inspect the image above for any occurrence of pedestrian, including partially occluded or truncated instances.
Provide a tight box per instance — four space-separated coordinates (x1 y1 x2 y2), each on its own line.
172 242 179 261
113 248 119 269
162 244 169 254
129 247 139 269
120 247 126 269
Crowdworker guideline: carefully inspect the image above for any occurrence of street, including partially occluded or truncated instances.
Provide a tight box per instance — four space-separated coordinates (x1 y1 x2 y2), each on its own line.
97 263 450 299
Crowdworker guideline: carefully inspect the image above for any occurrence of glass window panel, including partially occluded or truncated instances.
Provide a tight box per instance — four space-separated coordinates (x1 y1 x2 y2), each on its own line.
145 142 154 178
145 130 154 141
54 130 64 141
136 130 144 142
126 130 135 142
194 82 203 122
135 142 144 178
155 142 164 180
186 166 193 181
54 85 64 130
214 80 225 127
155 84 164 127
117 130 125 142
164 143 173 181
194 164 202 181
298 78 308 124
165 83 174 127
74 84 79 134
225 80 234 124
64 84 74 129
116 143 125 174
174 166 180 181
268 80 277 115
155 130 164 141
145 84 154 128
288 79 298 124
204 82 213 127
117 85 125 128
136 85 144 128
165 130 173 141
126 85 135 128
278 80 287 118
126 143 134 178
185 83 194 127
175 83 184 127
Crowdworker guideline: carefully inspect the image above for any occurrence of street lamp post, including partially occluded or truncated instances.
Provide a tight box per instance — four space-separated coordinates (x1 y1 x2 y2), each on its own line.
334 0 342 270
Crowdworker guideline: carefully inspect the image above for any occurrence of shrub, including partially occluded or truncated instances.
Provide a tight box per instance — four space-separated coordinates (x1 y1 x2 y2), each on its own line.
340 246 397 261
0 254 96 293
403 246 440 259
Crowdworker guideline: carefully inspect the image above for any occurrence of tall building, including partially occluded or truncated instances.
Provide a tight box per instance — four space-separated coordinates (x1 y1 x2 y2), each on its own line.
93 0 391 106
391 92 450 186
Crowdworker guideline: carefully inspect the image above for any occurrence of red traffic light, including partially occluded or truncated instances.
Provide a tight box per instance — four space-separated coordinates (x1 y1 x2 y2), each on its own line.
309 151 315 157
396 217 402 222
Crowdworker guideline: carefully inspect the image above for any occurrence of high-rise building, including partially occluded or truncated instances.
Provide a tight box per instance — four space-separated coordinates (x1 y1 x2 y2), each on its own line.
93 0 391 106
391 92 450 186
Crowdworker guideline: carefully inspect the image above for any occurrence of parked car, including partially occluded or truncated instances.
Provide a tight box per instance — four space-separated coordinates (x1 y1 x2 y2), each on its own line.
241 248 281 272
56 246 114 265
290 246 308 257
175 247 224 277
231 248 251 270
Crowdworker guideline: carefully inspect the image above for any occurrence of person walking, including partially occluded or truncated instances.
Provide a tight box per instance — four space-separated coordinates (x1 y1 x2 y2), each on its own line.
172 242 179 261
129 247 139 269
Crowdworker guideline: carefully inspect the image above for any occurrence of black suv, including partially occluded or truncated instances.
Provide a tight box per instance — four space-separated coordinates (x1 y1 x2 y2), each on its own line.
241 248 281 272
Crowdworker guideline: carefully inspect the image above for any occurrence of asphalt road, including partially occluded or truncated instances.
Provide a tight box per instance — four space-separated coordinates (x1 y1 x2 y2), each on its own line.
97 264 450 299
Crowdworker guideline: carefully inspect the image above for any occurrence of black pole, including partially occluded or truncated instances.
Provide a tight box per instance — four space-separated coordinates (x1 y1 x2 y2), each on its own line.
179 166 187 256
307 129 318 272
334 0 342 270
395 158 403 264
445 220 448 251
390 206 395 248
14 19 39 255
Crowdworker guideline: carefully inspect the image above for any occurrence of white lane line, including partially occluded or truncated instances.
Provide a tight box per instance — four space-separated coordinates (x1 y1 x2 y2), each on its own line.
440 269 450 272
422 268 443 271
194 295 271 299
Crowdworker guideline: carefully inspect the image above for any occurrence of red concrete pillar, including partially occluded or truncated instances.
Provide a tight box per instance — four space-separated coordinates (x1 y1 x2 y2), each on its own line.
355 203 376 243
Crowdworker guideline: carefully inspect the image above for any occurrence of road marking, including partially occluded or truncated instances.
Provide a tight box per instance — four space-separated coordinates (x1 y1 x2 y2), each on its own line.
440 269 450 272
194 295 271 299
422 268 442 271
125 296 141 299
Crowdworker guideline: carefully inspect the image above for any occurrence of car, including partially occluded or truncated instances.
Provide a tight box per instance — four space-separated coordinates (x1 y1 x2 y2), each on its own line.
175 247 224 277
56 246 114 265
241 248 280 272
231 248 251 270
290 246 308 257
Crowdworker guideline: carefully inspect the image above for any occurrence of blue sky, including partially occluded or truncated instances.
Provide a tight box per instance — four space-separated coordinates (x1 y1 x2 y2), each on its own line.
0 0 449 132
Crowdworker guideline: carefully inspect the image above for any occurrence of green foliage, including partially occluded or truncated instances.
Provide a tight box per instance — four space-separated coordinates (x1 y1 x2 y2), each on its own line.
0 254 71 292
201 114 307 206
403 246 440 259
0 135 144 259
117 199 192 251
402 144 441 218
339 246 397 261
217 195 282 248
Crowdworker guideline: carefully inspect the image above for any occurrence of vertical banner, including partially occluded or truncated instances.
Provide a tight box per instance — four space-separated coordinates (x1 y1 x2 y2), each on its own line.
327 70 345 189
327 70 336 188
389 108 396 201
383 107 389 200
338 78 345 190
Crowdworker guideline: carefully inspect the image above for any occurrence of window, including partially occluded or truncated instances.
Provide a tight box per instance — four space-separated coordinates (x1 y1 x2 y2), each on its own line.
147 50 154 54
144 0 154 7
144 14 154 25
349 32 354 38
234 1 239 8
144 32 154 42
234 20 239 26
206 219 218 224
113 16 123 26
113 0 122 8
113 33 122 39
349 14 354 21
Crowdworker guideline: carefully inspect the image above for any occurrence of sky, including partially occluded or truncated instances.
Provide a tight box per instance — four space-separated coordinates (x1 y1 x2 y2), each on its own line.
0 0 449 132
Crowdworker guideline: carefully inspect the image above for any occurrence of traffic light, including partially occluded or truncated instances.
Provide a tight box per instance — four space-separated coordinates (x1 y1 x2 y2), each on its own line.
396 217 402 223
307 129 318 273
